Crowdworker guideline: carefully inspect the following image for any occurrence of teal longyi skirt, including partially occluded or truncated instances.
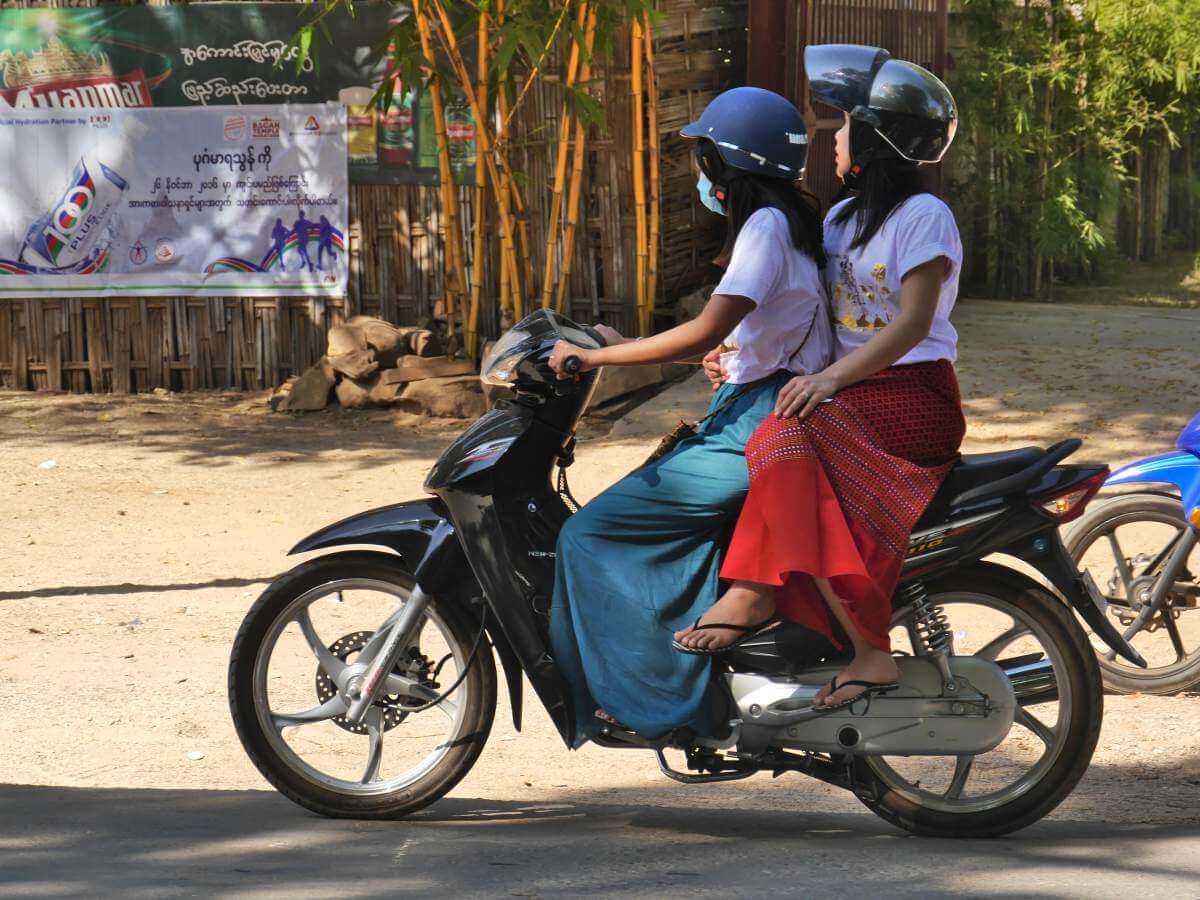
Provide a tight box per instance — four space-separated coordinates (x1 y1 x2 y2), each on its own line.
549 374 786 747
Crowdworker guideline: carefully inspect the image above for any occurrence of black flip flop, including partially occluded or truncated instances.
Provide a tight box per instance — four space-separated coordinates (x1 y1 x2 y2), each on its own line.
671 617 779 656
812 675 899 712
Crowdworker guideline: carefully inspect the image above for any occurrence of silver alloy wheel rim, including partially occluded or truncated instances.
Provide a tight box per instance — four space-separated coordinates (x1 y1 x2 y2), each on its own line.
252 578 467 797
864 591 1073 814
1072 508 1197 674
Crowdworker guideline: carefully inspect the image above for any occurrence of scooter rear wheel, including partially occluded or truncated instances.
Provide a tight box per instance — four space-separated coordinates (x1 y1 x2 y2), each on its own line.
1066 492 1200 695
855 566 1102 838
228 550 496 819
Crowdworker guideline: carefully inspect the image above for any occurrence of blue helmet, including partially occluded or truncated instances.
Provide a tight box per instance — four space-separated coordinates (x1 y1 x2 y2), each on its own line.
680 86 808 181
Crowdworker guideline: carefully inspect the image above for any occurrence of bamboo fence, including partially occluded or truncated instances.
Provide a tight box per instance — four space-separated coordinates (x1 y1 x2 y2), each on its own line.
0 0 745 393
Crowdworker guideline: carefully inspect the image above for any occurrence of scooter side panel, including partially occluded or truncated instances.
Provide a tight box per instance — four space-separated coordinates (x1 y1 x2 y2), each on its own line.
1108 450 1200 525
1175 411 1200 455
424 403 531 492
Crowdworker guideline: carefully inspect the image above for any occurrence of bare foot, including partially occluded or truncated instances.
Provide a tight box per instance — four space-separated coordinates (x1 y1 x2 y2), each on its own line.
673 582 777 651
814 646 899 707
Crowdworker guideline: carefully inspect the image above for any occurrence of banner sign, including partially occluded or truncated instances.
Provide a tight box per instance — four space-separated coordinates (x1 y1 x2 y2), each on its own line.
0 104 348 298
0 4 475 185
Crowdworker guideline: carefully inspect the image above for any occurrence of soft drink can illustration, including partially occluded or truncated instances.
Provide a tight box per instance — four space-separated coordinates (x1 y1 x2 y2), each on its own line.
19 116 147 270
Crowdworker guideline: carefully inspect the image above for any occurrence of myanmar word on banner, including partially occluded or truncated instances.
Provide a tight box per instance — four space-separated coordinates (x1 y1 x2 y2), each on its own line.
0 104 348 298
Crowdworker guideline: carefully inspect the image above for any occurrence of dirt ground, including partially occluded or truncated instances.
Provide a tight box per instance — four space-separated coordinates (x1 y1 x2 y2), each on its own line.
3 299 1200 830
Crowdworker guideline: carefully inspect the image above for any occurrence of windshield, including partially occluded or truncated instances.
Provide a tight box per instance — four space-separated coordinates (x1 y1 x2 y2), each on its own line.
480 310 601 387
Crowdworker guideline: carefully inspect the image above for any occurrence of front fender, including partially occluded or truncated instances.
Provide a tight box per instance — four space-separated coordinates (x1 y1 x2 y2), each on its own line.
289 497 448 567
1107 451 1200 524
289 499 527 732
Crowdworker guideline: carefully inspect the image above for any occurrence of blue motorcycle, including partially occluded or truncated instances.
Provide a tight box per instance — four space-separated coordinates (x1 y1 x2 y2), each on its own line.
1065 412 1200 694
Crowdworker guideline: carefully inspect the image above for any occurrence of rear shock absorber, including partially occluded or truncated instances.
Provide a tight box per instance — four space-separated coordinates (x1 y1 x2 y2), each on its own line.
899 581 957 692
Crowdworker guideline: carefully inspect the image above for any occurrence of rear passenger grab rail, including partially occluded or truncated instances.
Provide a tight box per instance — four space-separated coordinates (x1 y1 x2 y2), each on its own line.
951 439 1082 508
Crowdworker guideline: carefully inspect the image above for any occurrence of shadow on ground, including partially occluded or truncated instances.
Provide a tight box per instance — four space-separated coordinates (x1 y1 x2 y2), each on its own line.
2 782 1198 898
0 576 277 603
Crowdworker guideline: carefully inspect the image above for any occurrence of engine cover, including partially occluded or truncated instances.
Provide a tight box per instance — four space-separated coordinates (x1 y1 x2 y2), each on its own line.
726 656 1018 757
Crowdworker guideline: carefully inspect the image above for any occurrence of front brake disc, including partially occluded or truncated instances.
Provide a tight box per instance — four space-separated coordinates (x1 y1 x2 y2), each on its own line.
314 631 410 734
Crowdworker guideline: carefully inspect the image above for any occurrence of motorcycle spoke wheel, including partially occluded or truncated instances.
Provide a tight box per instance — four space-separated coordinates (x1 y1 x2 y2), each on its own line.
251 578 469 797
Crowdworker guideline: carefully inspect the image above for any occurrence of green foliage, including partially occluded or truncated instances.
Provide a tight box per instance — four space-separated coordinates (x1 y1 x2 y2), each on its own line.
951 0 1200 296
289 0 654 133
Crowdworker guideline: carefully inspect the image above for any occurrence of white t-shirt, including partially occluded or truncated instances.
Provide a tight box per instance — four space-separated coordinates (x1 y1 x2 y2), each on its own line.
712 207 832 384
823 193 962 365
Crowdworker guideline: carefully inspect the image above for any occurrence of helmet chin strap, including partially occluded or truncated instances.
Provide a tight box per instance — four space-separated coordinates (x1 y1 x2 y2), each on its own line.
841 123 876 189
842 128 917 188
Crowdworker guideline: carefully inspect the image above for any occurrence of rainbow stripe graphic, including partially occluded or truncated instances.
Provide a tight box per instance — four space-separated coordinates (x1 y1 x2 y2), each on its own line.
0 246 108 276
204 224 346 277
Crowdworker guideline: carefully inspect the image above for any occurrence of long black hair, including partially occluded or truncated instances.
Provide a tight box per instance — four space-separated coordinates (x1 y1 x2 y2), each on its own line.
832 120 929 250
697 143 826 269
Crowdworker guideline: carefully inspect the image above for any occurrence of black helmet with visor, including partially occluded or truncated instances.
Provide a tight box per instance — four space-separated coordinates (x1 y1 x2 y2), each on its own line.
804 43 957 167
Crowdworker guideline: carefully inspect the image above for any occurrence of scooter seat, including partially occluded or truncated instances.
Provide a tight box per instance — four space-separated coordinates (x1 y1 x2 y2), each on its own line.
943 447 1046 495
916 446 1046 530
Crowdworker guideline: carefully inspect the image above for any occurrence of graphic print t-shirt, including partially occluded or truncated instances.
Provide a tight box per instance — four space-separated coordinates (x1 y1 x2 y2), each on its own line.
712 207 832 384
823 193 962 365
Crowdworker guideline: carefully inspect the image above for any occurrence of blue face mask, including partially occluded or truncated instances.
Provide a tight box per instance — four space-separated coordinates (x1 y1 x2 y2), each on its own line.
696 172 726 216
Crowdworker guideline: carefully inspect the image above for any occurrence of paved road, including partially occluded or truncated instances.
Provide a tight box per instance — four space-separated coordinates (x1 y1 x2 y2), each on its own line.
3 783 1198 898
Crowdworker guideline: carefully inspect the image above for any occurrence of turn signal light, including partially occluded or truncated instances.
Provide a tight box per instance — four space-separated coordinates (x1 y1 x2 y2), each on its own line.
1040 472 1108 524
1191 507 1200 529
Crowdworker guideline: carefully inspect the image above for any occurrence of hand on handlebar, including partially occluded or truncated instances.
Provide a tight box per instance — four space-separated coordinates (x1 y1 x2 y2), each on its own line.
548 340 598 380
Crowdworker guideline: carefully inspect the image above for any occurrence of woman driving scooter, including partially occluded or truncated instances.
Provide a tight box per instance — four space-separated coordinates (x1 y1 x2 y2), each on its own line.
675 45 966 712
545 86 830 745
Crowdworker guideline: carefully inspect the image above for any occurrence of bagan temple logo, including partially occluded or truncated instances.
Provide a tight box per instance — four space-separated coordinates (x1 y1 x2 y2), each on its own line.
0 38 151 108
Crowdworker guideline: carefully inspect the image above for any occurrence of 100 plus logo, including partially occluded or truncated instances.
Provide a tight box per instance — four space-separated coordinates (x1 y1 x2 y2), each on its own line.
39 161 99 263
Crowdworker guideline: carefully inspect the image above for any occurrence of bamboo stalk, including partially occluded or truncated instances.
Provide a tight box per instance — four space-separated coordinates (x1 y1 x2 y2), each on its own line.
494 0 533 315
541 1 588 309
466 5 490 359
494 0 519 324
643 12 661 320
630 16 649 336
498 248 512 330
509 177 534 314
555 5 598 315
413 0 466 337
430 0 526 322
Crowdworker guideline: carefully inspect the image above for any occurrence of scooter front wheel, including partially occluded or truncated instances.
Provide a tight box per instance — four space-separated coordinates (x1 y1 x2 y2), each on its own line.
228 550 496 818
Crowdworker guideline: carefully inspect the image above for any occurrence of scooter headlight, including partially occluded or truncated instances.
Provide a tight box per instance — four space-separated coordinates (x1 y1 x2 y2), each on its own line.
480 326 539 386
479 308 603 388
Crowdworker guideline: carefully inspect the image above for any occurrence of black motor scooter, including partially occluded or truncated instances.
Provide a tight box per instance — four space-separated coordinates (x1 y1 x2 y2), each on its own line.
229 310 1144 837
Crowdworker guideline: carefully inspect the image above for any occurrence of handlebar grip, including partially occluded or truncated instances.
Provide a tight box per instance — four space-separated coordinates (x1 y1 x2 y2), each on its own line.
563 356 582 375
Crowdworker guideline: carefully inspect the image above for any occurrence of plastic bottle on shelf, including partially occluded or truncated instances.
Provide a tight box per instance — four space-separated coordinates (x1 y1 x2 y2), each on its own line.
339 86 378 164
377 77 415 167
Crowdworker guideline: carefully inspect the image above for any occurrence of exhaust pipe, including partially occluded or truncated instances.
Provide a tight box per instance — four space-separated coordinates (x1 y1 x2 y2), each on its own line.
999 654 1057 705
